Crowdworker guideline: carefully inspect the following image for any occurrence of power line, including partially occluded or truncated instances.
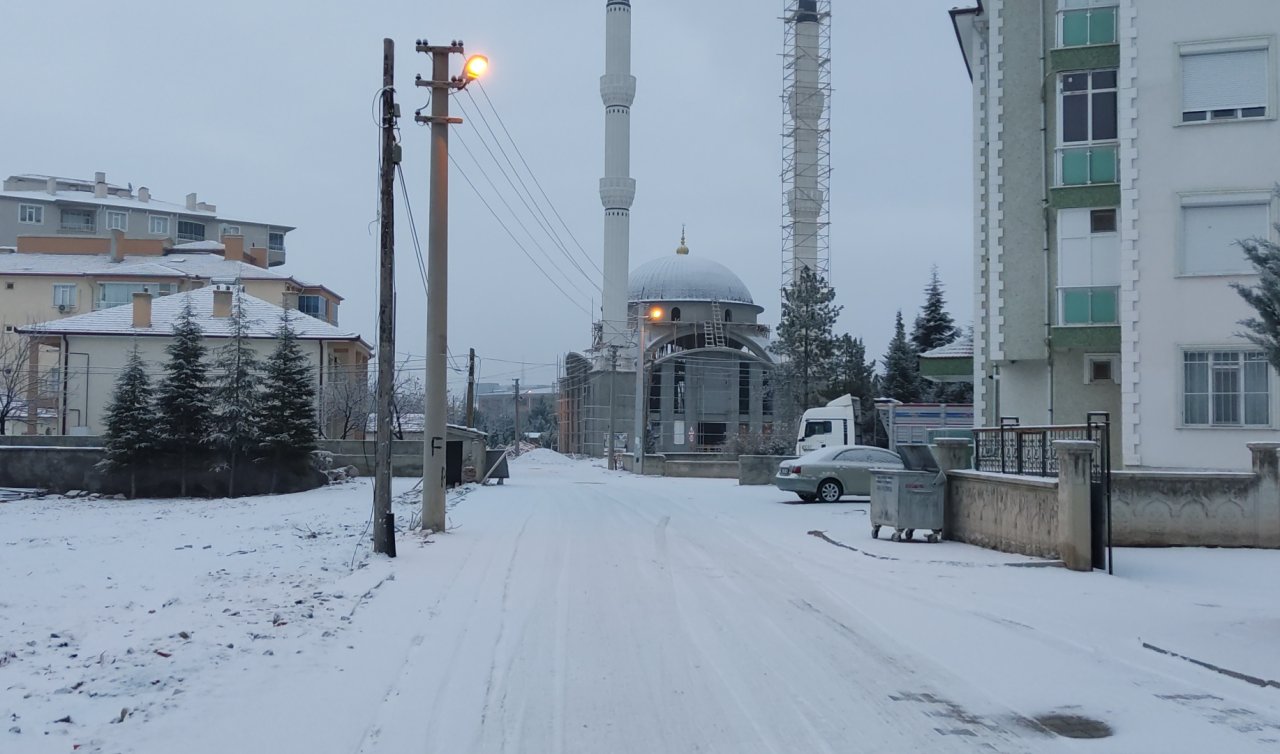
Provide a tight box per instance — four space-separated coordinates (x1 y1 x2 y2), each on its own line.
475 81 601 276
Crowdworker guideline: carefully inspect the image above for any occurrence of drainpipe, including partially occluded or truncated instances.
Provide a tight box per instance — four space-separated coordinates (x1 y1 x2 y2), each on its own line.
1040 0 1055 425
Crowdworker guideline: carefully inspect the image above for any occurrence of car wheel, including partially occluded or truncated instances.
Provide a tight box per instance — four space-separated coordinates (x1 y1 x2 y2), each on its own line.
797 493 817 502
817 479 843 503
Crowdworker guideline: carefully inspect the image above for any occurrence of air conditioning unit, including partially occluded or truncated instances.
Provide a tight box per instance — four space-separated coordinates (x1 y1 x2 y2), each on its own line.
57 304 68 313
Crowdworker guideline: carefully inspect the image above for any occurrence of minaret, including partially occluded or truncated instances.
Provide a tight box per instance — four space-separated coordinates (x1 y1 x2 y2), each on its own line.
783 0 831 285
600 0 636 348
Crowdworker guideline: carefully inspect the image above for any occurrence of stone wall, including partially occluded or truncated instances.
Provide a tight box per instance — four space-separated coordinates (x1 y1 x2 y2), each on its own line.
945 471 1061 558
738 455 796 486
1110 442 1280 548
663 459 739 479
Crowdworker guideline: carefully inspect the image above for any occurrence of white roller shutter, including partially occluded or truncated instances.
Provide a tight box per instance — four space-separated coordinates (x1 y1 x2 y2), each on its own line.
1183 49 1269 112
1183 203 1270 275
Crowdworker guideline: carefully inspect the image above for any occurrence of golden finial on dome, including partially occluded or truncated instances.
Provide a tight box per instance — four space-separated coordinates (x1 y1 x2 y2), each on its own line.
676 225 689 255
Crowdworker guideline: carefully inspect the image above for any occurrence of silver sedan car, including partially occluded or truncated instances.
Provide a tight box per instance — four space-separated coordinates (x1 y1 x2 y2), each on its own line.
774 445 904 502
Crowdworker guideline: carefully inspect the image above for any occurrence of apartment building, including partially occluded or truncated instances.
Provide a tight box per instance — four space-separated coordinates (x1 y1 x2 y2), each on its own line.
953 0 1280 470
0 172 292 266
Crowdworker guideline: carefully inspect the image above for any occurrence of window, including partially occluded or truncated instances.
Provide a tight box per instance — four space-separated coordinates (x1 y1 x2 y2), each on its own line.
1058 1 1117 48
1181 195 1271 275
739 362 751 415
18 204 43 225
149 215 170 235
52 284 78 311
649 368 661 414
176 220 206 242
106 210 127 232
835 449 870 462
723 308 733 323
1058 208 1120 324
762 373 774 415
4 282 12 290
1085 355 1117 384
98 282 173 309
298 294 328 320
670 306 681 322
60 208 96 233
674 360 686 414
268 232 286 252
1181 43 1270 123
1058 70 1118 186
804 420 832 438
1184 350 1270 427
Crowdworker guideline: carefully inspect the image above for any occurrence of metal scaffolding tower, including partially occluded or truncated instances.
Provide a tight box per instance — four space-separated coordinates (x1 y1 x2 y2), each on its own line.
781 0 832 288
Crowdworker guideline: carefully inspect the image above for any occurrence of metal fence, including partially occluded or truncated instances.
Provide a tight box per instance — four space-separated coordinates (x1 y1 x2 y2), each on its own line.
972 417 1108 480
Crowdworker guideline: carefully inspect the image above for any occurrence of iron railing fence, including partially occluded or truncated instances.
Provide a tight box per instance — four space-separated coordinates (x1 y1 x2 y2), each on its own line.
972 419 1108 481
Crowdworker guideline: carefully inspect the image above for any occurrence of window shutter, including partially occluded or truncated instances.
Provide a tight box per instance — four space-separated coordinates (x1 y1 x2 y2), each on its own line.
1182 49 1269 112
1183 203 1270 274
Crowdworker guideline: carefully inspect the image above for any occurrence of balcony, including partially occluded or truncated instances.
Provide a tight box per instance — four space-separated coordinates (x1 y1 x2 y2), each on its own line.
1058 6 1117 48
1058 144 1118 187
1060 286 1119 326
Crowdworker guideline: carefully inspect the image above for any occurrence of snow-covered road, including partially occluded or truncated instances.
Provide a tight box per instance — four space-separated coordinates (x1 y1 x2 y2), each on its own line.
6 450 1280 753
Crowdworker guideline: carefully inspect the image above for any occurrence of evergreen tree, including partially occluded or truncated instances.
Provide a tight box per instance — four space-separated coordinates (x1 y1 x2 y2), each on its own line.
210 294 262 497
770 266 843 416
826 334 878 444
881 310 923 403
911 265 960 354
1233 227 1280 371
156 297 213 497
99 345 157 498
257 311 318 492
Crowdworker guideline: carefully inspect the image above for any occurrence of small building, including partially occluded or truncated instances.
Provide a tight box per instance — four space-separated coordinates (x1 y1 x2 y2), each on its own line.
17 287 370 438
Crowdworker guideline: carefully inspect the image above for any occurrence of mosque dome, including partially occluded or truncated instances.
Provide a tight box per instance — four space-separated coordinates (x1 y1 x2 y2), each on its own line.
627 235 756 306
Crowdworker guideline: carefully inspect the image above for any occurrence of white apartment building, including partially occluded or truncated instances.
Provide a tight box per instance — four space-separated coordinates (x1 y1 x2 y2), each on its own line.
953 0 1280 470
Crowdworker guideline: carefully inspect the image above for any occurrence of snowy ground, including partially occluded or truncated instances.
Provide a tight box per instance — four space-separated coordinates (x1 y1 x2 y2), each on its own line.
2 450 1279 753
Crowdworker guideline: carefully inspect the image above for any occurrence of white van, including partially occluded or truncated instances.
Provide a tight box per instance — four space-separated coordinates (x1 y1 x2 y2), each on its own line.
795 394 860 455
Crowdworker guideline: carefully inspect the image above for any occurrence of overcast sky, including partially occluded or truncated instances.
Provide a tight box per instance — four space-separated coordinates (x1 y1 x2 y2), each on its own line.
1 0 973 394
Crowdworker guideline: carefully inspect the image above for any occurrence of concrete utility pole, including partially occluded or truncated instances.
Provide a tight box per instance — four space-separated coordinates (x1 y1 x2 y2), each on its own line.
465 347 477 428
373 38 398 557
513 378 521 456
606 345 619 469
414 39 486 533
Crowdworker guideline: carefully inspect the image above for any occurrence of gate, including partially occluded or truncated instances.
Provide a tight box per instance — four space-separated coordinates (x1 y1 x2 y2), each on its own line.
973 413 1113 572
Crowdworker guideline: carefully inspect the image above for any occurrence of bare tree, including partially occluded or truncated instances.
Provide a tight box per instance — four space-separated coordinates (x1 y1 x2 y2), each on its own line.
321 363 372 439
389 366 425 440
0 330 39 436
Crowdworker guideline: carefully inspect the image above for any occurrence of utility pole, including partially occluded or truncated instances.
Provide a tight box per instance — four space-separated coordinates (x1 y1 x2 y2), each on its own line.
372 38 398 557
414 40 486 533
606 345 618 469
513 378 521 456
465 347 476 428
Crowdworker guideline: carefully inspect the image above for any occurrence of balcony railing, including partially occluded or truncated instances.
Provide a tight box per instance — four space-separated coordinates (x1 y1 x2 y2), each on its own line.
1058 144 1118 187
1058 6 1118 48
1059 286 1119 325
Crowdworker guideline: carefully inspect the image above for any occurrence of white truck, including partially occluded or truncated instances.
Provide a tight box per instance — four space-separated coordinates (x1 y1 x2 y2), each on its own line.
795 395 861 456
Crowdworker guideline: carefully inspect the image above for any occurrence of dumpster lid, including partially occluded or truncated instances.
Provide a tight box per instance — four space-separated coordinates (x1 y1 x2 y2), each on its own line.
897 444 939 472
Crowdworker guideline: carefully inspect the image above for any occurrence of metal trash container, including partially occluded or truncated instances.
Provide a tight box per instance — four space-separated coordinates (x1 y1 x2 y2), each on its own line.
870 444 946 543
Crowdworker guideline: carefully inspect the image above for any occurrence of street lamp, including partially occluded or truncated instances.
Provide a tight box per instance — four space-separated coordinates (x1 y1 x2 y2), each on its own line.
413 39 487 533
633 305 662 475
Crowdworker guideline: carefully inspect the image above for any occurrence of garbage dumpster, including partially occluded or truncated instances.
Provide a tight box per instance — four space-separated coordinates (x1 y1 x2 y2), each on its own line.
870 444 946 543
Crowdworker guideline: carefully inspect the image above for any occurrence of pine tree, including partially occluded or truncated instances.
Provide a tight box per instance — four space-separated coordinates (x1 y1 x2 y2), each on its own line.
98 345 157 498
882 310 923 403
826 334 878 444
257 311 318 492
1233 227 1280 371
155 297 213 497
210 293 262 498
911 265 960 355
770 266 843 417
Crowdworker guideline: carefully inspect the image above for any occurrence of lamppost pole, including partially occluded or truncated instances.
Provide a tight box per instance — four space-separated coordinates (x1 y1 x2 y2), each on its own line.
414 40 487 533
633 310 645 475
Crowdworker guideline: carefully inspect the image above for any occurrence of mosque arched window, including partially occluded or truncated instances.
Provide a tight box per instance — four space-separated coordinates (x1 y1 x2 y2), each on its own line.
671 306 682 322
723 308 733 322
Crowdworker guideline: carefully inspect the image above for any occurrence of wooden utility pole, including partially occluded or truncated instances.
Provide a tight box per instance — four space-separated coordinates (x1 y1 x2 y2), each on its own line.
513 378 521 456
465 347 476 428
606 345 618 469
372 39 398 557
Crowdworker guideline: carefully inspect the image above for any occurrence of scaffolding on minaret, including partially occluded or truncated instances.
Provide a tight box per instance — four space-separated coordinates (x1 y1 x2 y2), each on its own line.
781 0 832 289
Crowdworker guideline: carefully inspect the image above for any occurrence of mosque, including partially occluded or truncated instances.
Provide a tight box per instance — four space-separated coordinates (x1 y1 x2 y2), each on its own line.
558 1 828 460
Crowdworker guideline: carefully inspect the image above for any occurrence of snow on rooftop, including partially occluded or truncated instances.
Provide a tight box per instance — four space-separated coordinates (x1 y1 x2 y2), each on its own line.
172 240 226 252
920 335 974 360
20 287 366 344
628 253 757 306
0 251 287 280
